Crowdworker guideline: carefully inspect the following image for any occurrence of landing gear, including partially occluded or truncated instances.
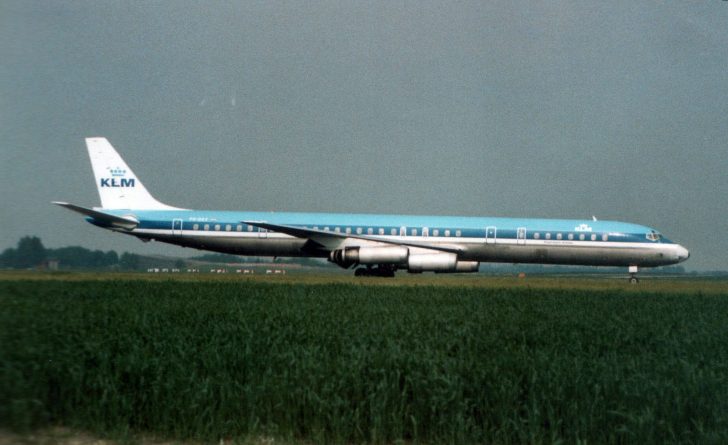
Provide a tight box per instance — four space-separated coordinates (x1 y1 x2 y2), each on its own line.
354 265 396 277
628 265 640 284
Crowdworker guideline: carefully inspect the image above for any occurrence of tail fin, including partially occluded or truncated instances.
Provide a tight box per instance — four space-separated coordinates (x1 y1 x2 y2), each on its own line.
86 137 180 210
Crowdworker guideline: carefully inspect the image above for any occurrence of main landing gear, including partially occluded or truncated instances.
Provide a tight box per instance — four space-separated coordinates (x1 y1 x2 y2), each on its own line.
628 265 640 284
354 265 396 277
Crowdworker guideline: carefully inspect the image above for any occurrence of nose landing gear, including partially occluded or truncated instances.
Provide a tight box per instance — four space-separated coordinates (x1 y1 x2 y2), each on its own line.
628 265 640 284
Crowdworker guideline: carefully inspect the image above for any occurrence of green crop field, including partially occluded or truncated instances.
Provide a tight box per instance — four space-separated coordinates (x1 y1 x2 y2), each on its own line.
1 274 728 444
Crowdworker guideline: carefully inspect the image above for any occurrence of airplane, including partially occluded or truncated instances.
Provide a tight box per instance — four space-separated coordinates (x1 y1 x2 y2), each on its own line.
54 137 689 282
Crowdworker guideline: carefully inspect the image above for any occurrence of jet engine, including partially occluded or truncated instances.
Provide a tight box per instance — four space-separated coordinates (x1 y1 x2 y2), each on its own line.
330 246 479 274
330 246 409 268
407 253 479 273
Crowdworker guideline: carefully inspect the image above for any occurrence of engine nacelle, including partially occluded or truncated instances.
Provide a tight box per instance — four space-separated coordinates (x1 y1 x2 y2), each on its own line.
445 260 480 273
408 253 480 273
329 246 409 268
330 247 479 273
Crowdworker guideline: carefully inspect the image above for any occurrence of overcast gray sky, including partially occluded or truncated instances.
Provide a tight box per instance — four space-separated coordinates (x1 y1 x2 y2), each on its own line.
1 1 726 270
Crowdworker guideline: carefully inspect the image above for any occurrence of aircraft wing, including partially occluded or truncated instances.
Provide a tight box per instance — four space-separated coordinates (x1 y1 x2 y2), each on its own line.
53 202 139 230
243 220 463 254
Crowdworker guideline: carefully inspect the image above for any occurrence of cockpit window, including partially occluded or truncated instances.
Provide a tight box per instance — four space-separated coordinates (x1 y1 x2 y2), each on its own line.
646 230 661 241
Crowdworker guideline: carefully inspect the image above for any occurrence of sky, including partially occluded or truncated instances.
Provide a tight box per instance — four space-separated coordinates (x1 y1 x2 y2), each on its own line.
1 1 726 271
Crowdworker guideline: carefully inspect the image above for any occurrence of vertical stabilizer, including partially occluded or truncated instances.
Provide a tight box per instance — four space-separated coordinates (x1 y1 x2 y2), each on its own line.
86 137 180 210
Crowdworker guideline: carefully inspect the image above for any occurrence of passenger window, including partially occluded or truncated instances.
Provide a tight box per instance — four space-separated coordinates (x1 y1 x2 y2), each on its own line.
236 224 242 232
568 233 573 240
204 224 210 231
556 233 562 240
345 227 351 234
455 230 461 237
391 228 397 236
433 229 439 236
193 224 199 230
534 233 540 239
545 233 551 240
214 224 221 231
579 234 585 241
334 227 340 233
247 225 253 232
368 228 373 235
591 234 596 241
225 224 231 232
356 227 362 234
602 234 608 241
378 228 384 235
445 229 451 237
324 227 329 231
411 228 417 236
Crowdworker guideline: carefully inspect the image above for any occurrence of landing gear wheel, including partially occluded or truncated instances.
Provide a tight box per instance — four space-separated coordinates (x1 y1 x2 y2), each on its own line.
354 268 368 277
629 276 639 284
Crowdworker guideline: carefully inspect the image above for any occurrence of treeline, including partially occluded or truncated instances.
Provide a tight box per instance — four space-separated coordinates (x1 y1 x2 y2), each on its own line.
0 236 141 270
0 236 324 272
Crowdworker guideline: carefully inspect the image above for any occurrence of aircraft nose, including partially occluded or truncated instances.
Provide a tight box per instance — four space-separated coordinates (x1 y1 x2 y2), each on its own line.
676 245 690 262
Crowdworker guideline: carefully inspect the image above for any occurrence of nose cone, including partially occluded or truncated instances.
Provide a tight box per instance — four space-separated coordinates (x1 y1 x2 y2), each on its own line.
675 245 690 263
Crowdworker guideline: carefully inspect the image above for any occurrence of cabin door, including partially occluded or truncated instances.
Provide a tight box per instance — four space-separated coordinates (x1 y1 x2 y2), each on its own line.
172 219 183 236
517 227 527 245
485 226 496 244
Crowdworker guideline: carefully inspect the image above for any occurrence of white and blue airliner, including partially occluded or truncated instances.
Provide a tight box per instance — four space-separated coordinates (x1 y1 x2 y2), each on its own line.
54 138 689 281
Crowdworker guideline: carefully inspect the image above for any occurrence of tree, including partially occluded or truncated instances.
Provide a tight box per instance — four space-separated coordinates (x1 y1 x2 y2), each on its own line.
119 252 141 270
91 249 105 267
105 250 119 266
0 248 16 268
47 246 120 269
13 236 46 268
49 246 91 268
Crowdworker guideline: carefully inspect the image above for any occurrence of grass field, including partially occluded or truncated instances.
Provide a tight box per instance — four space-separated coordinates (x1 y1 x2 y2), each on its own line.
3 269 727 294
1 273 727 444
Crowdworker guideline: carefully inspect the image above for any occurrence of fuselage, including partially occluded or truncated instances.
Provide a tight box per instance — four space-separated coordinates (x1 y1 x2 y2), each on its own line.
57 137 690 277
91 209 689 268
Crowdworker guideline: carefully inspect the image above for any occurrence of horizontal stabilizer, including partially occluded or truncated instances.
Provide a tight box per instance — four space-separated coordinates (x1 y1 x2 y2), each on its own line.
53 201 139 230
